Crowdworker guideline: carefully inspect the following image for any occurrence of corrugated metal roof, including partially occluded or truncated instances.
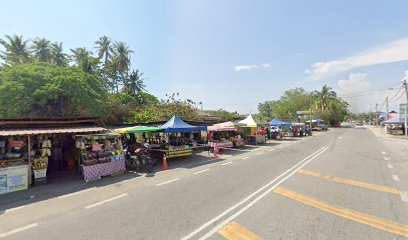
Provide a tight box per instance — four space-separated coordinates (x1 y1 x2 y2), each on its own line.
0 126 106 136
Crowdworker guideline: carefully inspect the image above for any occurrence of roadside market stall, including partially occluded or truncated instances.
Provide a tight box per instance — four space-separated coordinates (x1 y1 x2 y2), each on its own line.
207 121 244 148
268 118 291 139
0 125 106 194
237 114 264 144
159 116 207 158
381 117 405 135
76 133 125 182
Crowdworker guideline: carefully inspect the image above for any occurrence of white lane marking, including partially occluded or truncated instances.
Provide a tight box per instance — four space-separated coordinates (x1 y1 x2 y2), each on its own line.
85 193 128 209
0 223 38 238
242 156 249 159
156 178 181 186
268 149 274 152
221 161 233 166
194 169 210 175
382 151 386 155
384 157 390 161
278 146 283 148
180 146 327 240
197 147 329 240
387 163 394 169
256 152 263 155
3 205 26 213
338 136 342 140
400 192 408 202
58 187 96 199
392 175 400 182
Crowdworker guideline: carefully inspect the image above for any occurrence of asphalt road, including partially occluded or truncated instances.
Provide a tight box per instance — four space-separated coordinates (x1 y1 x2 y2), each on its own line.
1 127 408 239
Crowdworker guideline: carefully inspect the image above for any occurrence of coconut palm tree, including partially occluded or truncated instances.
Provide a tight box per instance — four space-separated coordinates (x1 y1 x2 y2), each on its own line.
94 35 112 67
110 41 133 93
123 69 146 95
32 38 52 62
51 42 68 66
70 47 99 74
314 85 337 112
0 34 31 65
112 41 133 76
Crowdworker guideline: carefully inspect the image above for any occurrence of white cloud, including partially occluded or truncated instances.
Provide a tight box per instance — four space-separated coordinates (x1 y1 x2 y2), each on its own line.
234 63 272 72
306 38 408 80
337 73 372 113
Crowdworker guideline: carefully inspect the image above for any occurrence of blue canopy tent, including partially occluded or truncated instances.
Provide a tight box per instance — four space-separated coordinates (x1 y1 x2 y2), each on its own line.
268 118 291 126
160 115 207 133
381 117 403 125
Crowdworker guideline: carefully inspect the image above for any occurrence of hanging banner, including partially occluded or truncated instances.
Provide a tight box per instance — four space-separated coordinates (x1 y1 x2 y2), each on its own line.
8 140 25 148
0 165 29 195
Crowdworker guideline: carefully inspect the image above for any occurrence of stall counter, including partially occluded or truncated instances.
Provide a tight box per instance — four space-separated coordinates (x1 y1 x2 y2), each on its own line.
0 164 29 195
81 160 126 182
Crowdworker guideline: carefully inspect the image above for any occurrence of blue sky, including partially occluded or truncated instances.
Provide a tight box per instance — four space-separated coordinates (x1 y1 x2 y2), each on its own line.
1 0 408 113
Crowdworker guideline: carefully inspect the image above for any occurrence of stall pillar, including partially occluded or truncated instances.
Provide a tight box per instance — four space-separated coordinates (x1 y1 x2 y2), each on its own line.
27 135 32 186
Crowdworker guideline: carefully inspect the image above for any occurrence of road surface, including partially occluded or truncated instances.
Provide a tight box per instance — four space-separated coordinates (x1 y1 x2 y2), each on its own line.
1 127 407 239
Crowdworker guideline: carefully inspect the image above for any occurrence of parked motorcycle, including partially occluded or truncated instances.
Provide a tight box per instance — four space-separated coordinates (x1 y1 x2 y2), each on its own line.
125 143 156 173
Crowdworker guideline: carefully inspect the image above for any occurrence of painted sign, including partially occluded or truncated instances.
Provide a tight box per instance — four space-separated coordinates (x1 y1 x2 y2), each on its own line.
0 165 29 195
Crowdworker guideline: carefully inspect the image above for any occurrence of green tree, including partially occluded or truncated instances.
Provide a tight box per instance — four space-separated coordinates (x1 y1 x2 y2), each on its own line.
50 42 68 66
205 109 241 121
0 34 31 65
95 35 112 67
70 47 99 74
31 38 52 62
123 69 146 95
313 85 337 112
270 88 311 120
0 62 106 118
257 101 274 117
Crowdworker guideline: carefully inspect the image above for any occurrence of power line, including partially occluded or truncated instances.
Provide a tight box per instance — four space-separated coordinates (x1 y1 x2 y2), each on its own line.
389 90 405 103
338 82 400 98
389 86 403 100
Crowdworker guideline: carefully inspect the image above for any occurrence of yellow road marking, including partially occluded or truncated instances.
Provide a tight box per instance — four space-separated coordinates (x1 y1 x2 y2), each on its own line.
274 187 408 238
298 168 402 195
218 221 262 240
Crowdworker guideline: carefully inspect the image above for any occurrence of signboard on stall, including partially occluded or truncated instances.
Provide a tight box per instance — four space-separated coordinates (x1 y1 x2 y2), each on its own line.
92 144 103 151
8 140 25 148
0 165 29 195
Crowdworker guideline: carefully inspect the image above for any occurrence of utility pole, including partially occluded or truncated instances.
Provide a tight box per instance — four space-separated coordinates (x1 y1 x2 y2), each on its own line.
309 94 313 129
385 96 389 117
375 103 378 126
403 80 408 137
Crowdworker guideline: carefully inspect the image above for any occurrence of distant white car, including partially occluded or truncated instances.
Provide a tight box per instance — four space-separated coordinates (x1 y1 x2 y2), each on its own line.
355 123 364 129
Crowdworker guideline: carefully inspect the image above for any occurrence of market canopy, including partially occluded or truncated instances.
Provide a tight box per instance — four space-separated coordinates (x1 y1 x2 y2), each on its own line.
208 121 241 131
381 117 404 125
237 114 257 127
114 126 162 134
0 126 106 136
160 115 207 133
269 118 291 126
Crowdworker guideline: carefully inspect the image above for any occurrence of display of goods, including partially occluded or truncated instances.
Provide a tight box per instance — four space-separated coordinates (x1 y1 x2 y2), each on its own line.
83 158 97 166
33 161 47 169
86 152 97 160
